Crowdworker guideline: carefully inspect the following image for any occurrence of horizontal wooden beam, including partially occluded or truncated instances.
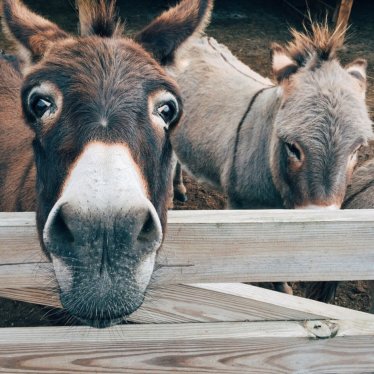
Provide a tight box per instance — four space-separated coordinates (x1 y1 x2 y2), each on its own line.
2 283 373 323
1 211 374 290
0 320 373 372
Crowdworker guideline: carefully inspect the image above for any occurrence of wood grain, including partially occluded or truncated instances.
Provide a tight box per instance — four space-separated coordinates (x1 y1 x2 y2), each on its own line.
1 211 374 289
0 320 373 373
2 283 373 324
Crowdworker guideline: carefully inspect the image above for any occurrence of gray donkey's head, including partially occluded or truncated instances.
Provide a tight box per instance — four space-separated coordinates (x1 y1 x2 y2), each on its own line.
270 24 373 209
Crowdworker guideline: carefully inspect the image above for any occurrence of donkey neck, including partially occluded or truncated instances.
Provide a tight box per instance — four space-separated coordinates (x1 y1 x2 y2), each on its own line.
228 86 284 209
171 36 275 190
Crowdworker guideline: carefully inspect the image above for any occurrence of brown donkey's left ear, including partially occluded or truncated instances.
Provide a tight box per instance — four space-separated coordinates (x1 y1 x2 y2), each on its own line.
135 0 213 65
2 0 68 63
346 58 367 91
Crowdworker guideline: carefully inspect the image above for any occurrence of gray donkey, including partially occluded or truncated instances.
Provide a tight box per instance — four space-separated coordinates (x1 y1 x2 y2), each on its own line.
307 159 374 313
170 24 373 294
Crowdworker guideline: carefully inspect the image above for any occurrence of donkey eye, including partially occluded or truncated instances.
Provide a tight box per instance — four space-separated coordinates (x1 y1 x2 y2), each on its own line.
157 101 178 126
30 96 53 119
285 142 302 161
350 148 359 160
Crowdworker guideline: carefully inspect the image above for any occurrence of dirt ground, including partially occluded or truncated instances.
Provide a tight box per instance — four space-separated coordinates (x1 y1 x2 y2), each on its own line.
0 0 373 327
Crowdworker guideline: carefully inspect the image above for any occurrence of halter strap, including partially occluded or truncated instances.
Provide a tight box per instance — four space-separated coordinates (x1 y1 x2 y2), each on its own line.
229 86 273 202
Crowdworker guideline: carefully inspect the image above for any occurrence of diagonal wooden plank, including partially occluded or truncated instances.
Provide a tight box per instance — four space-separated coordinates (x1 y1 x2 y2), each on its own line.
0 320 373 373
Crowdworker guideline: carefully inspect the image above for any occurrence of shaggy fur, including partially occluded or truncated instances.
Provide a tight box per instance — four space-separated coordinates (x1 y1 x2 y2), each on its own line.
286 22 345 66
0 0 212 327
77 0 124 37
136 0 212 65
171 25 373 209
0 56 35 211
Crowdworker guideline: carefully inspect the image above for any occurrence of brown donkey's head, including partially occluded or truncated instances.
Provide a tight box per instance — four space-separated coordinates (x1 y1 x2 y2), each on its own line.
3 0 212 327
270 24 373 209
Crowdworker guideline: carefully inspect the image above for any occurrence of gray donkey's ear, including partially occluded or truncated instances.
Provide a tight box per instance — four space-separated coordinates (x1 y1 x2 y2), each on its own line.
346 59 367 94
346 59 367 81
271 43 298 83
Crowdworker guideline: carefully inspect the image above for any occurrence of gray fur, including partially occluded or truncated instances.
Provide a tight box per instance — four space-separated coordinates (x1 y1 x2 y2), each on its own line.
170 35 373 209
344 159 374 209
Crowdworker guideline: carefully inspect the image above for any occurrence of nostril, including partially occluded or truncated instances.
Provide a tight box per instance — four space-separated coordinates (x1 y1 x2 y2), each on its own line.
50 209 75 244
137 211 159 245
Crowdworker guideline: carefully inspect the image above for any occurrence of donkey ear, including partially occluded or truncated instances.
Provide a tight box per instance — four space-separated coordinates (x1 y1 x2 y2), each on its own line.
2 0 68 63
77 0 124 38
271 43 298 83
135 0 213 65
346 58 367 83
346 59 367 95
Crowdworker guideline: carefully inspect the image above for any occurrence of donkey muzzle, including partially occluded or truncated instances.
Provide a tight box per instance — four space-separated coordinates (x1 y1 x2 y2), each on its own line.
42 142 162 326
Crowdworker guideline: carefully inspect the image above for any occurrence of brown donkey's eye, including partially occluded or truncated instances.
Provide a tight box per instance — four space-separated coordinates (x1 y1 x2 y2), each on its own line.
157 101 178 127
30 96 53 119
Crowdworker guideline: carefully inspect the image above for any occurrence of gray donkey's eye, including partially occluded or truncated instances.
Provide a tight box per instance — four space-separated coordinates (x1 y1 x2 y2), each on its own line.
285 142 302 161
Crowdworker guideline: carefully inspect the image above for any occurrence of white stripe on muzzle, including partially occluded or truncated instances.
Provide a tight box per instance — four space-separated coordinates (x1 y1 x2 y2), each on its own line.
44 142 162 292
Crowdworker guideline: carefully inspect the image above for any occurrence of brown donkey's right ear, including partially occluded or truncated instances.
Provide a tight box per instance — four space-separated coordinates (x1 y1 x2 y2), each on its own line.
135 0 213 65
2 0 68 63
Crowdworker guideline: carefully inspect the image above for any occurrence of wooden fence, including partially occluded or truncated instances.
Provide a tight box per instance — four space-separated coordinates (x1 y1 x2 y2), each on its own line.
0 210 374 373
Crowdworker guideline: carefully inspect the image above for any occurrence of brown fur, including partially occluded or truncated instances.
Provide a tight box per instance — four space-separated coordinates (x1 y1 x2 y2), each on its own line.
0 57 35 211
3 0 68 63
0 0 212 327
77 0 124 37
136 0 212 65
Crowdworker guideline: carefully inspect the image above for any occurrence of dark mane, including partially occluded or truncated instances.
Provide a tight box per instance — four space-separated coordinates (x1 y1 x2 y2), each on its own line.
77 0 124 37
285 22 346 67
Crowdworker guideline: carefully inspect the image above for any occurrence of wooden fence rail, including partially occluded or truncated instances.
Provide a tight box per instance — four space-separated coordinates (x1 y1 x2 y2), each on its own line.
1 210 374 373
1 210 374 289
1 320 374 373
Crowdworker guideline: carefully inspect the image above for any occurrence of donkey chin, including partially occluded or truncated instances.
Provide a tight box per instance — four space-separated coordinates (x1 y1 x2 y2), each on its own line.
42 143 163 328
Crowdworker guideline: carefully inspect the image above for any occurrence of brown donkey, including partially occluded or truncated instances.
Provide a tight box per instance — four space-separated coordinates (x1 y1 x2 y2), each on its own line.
307 159 374 313
0 0 212 327
170 25 373 294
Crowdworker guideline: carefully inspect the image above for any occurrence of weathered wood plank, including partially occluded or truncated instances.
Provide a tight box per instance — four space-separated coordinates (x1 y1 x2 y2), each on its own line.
1 211 374 288
130 283 374 323
1 283 373 324
0 288 60 308
0 320 373 373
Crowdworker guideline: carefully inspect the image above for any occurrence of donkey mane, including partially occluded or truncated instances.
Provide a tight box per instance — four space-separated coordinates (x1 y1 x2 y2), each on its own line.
285 22 345 67
77 0 124 38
